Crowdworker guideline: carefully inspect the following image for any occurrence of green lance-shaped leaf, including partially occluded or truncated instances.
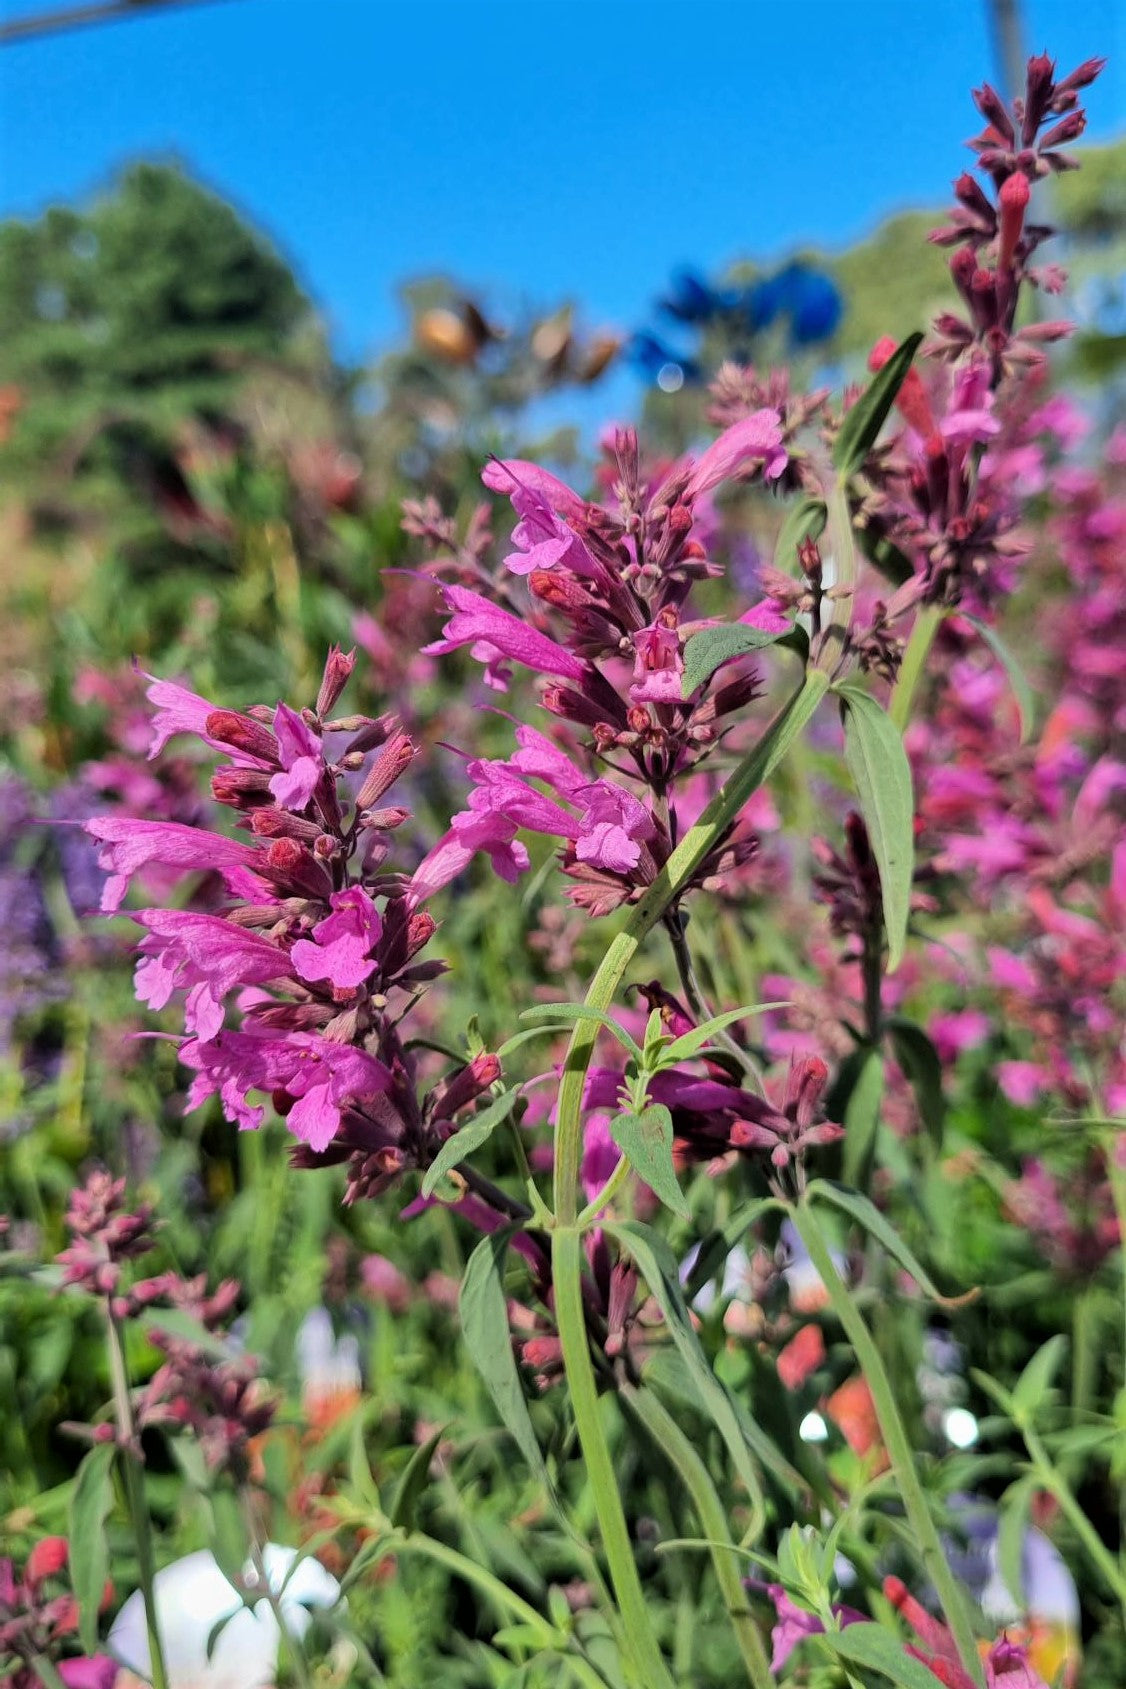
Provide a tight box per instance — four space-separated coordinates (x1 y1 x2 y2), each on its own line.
836 683 915 971
997 1473 1038 1611
207 1484 250 1594
520 1002 644 1065
607 1219 802 1503
421 1089 521 1197
832 331 924 478
965 614 1037 744
887 1017 945 1146
609 1105 690 1221
68 1440 117 1652
1011 1334 1069 1421
659 1001 791 1066
389 1424 448 1531
681 622 792 699
459 1230 551 1492
817 1622 957 1688
842 1044 886 1186
346 1406 381 1510
807 1181 976 1308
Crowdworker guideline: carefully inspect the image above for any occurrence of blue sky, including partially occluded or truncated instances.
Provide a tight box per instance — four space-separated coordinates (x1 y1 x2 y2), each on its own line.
0 0 1122 369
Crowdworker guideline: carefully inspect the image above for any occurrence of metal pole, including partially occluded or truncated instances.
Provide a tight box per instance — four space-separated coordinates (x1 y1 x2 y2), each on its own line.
985 0 1027 99
0 0 238 49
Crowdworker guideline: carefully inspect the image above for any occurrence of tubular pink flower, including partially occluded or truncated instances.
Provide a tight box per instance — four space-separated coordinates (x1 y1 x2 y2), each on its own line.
409 816 531 899
869 336 942 445
764 1586 865 1672
482 457 587 519
291 886 383 989
509 723 590 797
181 1027 390 1151
134 910 295 1041
629 623 684 704
85 816 266 913
423 584 588 682
501 484 601 579
681 408 787 498
740 601 792 634
573 781 654 872
269 702 324 809
144 674 233 759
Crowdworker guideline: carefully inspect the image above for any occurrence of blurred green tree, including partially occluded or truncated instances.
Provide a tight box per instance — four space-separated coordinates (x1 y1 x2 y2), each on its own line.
0 160 309 497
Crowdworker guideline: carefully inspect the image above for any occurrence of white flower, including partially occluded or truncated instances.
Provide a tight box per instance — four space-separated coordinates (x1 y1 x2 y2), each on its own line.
109 1545 340 1689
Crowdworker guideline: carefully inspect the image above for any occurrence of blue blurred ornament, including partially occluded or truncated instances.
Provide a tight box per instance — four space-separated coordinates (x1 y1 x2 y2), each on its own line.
626 331 699 385
780 263 844 345
659 267 720 324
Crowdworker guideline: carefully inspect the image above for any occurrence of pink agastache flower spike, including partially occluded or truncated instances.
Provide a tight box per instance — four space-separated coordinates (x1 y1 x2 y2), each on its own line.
423 583 588 682
290 886 383 990
134 910 296 1041
269 702 324 809
85 816 266 913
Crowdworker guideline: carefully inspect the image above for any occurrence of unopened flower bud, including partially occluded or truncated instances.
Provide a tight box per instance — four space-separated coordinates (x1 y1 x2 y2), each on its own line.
205 710 279 763
997 171 1031 270
1039 110 1086 151
211 765 274 808
316 645 356 718
356 730 415 810
361 805 411 831
250 808 321 842
971 80 1015 145
405 911 437 957
26 1536 69 1587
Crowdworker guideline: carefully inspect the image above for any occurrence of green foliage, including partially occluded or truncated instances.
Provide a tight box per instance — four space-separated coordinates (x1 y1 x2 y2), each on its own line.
0 162 307 473
836 683 916 971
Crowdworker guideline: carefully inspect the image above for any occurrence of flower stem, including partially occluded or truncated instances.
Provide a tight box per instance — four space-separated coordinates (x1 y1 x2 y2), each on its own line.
1021 1421 1126 1616
553 1226 678 1688
546 676 829 1686
240 1488 316 1689
889 604 944 731
105 1308 170 1689
624 1383 777 1689
788 1200 986 1689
